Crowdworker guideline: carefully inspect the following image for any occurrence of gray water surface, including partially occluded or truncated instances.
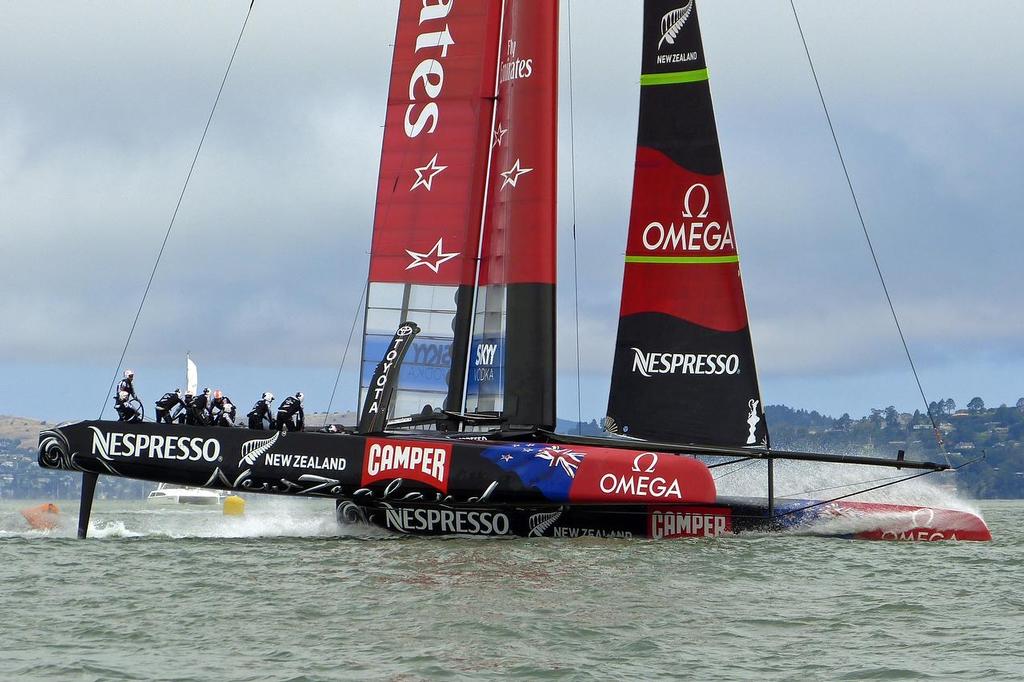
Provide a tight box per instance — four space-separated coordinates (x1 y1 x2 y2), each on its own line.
1 498 1021 680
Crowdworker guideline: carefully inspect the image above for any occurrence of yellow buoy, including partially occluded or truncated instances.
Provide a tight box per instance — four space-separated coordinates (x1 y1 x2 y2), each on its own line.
222 495 245 516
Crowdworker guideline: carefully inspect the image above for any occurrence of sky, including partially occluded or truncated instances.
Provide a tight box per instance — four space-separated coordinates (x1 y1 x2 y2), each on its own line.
0 1 1022 424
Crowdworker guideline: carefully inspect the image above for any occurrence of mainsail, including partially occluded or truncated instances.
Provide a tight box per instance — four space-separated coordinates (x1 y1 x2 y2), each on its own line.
464 0 559 429
361 0 503 420
606 0 768 447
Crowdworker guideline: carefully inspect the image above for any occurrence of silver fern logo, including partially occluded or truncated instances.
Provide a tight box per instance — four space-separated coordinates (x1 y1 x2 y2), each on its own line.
659 1 695 49
529 508 564 537
240 432 280 466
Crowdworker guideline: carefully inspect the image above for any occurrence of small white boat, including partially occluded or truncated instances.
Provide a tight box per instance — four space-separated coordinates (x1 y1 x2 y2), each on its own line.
146 483 223 506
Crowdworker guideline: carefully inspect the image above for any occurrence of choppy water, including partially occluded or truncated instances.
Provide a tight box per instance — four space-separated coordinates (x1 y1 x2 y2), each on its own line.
1 496 1021 680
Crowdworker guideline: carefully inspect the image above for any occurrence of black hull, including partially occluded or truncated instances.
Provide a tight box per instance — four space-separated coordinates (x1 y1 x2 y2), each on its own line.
37 420 990 541
339 499 777 539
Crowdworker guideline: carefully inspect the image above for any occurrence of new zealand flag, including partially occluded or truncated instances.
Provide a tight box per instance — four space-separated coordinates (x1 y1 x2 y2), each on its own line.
481 443 586 502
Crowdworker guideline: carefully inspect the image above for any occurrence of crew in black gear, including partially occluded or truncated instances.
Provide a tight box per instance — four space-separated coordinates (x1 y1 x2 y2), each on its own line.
247 392 275 430
210 390 237 427
186 388 212 426
180 394 194 424
155 389 185 424
275 392 305 432
114 369 142 422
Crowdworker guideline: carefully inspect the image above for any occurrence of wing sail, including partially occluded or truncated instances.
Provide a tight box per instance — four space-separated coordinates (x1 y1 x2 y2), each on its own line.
361 1 503 421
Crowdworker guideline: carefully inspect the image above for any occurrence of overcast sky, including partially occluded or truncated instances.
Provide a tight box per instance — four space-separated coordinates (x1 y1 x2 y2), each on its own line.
1 1 1021 424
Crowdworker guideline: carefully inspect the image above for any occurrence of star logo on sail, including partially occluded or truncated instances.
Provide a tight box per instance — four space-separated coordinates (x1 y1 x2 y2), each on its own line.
406 238 460 273
411 153 448 192
491 123 508 148
500 158 533 189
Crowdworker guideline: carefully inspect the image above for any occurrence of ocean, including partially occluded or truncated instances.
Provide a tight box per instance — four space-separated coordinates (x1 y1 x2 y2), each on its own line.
1 497 1021 680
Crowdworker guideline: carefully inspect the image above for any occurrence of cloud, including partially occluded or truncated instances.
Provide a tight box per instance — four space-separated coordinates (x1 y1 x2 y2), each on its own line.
0 0 1020 419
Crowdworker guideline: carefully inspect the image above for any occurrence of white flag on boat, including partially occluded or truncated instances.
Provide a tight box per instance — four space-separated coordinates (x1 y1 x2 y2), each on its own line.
186 354 198 396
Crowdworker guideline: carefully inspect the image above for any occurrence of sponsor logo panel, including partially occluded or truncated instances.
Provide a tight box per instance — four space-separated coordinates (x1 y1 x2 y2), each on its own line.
639 183 735 256
403 1 457 139
655 2 700 65
552 527 633 539
570 450 716 504
364 323 417 417
362 438 450 492
630 347 740 377
89 426 220 463
385 507 510 536
649 506 731 538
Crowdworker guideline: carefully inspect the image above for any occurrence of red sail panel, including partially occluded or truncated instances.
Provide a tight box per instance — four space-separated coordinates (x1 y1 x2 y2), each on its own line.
465 0 558 428
361 1 502 420
477 0 559 288
368 0 502 287
619 149 748 332
606 0 768 447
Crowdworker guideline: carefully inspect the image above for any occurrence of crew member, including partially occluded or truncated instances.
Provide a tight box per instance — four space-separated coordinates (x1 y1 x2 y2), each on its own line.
179 393 194 424
275 392 305 432
186 388 212 426
210 390 237 427
247 392 275 430
154 389 185 424
114 369 142 422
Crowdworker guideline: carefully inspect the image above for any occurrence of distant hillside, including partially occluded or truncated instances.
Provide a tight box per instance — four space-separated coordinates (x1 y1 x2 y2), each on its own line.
5 398 1024 498
0 415 48 450
766 401 1024 498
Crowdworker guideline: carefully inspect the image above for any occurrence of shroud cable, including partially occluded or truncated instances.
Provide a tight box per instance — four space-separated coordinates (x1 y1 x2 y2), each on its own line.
100 2 257 418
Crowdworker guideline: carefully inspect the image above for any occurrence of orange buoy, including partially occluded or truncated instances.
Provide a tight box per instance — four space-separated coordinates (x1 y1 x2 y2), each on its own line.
21 503 60 530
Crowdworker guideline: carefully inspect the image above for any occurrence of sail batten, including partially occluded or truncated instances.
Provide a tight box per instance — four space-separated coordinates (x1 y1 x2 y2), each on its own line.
606 0 768 448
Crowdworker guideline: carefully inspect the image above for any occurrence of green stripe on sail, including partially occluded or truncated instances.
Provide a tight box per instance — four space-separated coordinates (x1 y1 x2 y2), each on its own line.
640 68 710 86
625 255 739 265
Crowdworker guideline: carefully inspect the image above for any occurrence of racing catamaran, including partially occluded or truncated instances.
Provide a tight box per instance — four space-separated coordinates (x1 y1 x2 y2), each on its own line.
38 0 990 541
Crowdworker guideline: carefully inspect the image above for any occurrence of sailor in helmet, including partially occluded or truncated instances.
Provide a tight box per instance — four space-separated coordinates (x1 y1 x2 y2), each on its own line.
210 389 237 427
186 387 212 425
275 391 305 432
154 388 186 424
114 369 142 422
247 392 275 430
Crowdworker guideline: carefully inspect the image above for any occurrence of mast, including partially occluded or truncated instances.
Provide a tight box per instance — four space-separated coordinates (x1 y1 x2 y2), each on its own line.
605 0 768 447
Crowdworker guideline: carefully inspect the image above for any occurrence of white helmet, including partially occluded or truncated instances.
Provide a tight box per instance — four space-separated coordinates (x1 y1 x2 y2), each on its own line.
296 391 304 403
124 369 134 379
263 392 274 402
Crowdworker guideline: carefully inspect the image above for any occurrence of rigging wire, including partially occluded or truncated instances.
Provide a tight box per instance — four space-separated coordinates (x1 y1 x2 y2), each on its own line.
788 1 949 466
773 468 939 518
323 281 368 427
778 471 913 499
99 1 257 418
566 0 583 434
711 458 761 480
